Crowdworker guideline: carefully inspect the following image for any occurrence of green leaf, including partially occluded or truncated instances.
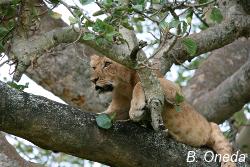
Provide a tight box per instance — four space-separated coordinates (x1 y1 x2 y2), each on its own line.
182 38 197 56
73 9 82 17
121 20 134 30
175 92 184 104
84 20 94 28
0 27 8 37
159 21 168 30
169 19 181 29
68 16 78 25
79 0 94 5
175 105 181 112
93 19 115 33
96 113 113 129
5 6 16 17
135 0 145 5
11 0 21 5
105 31 119 42
210 7 223 23
133 5 143 11
96 37 108 46
135 23 143 33
133 17 145 22
49 11 62 19
93 10 105 16
7 81 29 91
82 33 95 40
181 21 188 34
152 0 161 3
186 9 193 25
102 0 112 7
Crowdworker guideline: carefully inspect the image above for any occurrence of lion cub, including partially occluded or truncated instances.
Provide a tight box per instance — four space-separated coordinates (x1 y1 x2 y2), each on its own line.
90 55 236 167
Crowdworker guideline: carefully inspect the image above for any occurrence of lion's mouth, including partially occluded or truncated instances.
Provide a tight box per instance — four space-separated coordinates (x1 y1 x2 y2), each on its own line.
95 85 113 93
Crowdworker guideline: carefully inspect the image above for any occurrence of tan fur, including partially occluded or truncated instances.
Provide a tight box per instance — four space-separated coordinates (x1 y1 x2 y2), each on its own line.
90 55 236 167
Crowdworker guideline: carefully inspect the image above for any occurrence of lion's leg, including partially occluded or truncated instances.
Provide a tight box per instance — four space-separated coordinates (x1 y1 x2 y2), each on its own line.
207 122 236 167
129 82 146 122
100 99 130 120
158 78 182 104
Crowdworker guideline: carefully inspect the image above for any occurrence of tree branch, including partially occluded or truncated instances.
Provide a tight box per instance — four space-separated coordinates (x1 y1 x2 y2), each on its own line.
11 10 250 80
158 15 250 74
183 38 250 121
193 58 250 123
0 81 248 167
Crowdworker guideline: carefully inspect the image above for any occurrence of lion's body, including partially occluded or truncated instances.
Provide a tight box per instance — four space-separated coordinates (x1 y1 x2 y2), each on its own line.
90 55 235 167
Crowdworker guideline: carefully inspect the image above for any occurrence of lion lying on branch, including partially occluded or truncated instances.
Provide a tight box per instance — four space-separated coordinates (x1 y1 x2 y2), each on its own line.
90 55 235 167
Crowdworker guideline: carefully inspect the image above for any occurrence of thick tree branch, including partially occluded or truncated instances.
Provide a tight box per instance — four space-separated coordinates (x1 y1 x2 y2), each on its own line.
11 13 250 81
183 38 250 121
158 15 250 74
193 58 250 123
0 81 249 167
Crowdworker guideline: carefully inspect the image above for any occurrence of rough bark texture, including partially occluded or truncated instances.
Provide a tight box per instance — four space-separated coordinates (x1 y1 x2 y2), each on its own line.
0 81 249 167
194 57 250 123
183 38 250 122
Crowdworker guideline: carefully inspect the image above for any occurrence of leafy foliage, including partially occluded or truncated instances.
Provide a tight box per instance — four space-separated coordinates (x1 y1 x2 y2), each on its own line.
7 81 29 91
210 7 223 23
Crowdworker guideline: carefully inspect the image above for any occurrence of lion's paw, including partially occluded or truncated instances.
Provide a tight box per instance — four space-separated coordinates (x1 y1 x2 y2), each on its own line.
129 100 146 122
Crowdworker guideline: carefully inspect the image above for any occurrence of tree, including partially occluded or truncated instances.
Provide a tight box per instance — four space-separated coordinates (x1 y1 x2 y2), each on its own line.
0 0 250 166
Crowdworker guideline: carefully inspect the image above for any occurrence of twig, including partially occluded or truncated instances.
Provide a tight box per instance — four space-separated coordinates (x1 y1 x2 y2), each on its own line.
60 1 86 46
129 40 147 60
134 9 159 25
148 32 159 41
193 10 209 28
149 35 177 60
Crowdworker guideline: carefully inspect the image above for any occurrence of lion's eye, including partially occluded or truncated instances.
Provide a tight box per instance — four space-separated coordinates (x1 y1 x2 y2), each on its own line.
104 62 112 68
92 67 96 70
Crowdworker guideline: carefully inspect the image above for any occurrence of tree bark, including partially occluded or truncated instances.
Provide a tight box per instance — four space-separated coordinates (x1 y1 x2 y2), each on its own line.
0 81 249 167
236 119 250 153
183 38 250 123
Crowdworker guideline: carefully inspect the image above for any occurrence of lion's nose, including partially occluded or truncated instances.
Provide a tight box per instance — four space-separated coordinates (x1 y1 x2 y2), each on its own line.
90 77 99 84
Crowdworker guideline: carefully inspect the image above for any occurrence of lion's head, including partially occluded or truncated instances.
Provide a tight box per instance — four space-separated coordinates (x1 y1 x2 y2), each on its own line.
90 55 134 94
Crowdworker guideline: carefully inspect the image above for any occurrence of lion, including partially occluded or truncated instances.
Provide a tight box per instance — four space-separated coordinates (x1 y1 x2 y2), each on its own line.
90 55 236 167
